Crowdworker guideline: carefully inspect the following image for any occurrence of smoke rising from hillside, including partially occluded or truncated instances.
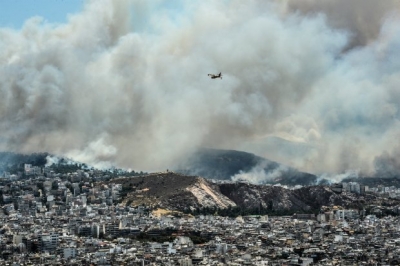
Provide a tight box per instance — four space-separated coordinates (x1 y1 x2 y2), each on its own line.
1 0 400 176
231 163 289 184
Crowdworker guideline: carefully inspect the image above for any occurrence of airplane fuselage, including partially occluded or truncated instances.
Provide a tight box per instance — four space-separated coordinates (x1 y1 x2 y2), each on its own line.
208 73 222 79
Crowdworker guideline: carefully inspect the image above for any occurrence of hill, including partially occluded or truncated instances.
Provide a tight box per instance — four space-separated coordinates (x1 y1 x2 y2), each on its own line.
110 172 400 215
175 148 320 186
111 172 236 211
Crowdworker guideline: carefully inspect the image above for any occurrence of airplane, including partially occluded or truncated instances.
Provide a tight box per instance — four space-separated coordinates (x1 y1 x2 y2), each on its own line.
208 72 222 79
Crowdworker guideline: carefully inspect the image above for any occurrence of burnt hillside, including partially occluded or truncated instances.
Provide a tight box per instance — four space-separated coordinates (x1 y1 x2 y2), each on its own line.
218 183 342 212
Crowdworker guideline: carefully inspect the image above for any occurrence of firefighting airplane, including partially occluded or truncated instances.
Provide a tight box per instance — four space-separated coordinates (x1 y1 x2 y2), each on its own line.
208 72 222 79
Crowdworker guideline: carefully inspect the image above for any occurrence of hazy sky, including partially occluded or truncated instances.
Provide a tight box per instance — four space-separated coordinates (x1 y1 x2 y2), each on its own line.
0 0 84 28
1 0 400 178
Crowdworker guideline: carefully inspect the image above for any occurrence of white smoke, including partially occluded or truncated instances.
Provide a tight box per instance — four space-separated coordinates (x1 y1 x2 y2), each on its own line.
317 170 360 184
231 163 289 184
66 134 117 169
1 0 400 176
45 155 59 167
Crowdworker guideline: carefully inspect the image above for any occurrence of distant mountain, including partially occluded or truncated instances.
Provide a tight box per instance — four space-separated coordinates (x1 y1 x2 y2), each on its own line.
4 150 400 187
175 148 320 186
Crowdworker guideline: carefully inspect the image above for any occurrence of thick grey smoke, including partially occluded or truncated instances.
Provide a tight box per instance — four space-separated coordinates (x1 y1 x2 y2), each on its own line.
0 0 400 176
281 0 400 49
374 146 400 178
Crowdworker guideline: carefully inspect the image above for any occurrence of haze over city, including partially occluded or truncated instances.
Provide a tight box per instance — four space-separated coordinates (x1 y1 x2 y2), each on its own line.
1 0 400 177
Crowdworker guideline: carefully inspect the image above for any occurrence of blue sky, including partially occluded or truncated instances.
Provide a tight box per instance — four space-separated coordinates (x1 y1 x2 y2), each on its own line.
0 0 84 28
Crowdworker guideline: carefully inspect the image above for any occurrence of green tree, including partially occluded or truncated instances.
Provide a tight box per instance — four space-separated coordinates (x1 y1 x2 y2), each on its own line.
52 180 59 190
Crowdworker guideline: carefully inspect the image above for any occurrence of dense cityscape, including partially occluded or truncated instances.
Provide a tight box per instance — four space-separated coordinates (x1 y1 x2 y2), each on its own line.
1 162 400 265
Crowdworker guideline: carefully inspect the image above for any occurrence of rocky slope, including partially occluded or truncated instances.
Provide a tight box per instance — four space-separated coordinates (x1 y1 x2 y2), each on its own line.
112 172 235 211
186 178 236 209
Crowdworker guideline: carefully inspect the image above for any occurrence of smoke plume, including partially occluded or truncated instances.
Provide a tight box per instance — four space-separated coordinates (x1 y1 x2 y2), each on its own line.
231 162 289 184
1 0 400 175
